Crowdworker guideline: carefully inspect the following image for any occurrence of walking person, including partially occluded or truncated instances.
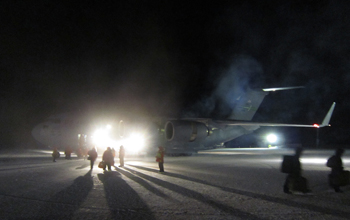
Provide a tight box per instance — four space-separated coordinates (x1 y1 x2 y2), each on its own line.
52 147 60 162
65 146 72 159
282 147 311 194
87 146 98 170
327 148 348 192
102 147 114 171
111 147 116 158
119 145 125 167
156 146 165 172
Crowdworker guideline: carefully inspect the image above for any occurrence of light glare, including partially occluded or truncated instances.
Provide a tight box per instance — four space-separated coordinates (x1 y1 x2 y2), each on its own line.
124 133 145 154
267 134 277 143
92 126 115 148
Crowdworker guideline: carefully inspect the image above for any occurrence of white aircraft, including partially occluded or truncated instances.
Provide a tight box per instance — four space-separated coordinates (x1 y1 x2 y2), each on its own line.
31 87 336 156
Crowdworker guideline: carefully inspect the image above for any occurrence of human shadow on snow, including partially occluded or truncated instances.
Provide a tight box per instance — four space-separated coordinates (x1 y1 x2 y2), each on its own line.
75 163 90 169
114 166 173 201
128 164 350 219
97 171 156 220
124 166 266 220
36 170 93 219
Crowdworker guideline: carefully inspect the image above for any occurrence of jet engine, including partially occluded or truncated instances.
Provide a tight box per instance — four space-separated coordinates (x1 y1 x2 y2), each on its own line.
165 120 209 142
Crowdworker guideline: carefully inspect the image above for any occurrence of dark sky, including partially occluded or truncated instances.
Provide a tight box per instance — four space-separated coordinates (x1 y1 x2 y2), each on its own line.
1 0 350 148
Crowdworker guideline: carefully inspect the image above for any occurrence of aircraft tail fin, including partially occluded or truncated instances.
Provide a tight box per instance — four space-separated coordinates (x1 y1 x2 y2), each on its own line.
227 87 268 121
227 86 304 121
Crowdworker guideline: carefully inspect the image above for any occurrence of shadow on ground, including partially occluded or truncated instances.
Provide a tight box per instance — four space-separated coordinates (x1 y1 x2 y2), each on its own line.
119 166 266 220
98 171 155 220
127 164 350 219
36 170 93 219
75 163 90 170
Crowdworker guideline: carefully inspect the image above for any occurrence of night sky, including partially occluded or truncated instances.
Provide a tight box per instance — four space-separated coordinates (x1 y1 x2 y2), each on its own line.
1 1 350 149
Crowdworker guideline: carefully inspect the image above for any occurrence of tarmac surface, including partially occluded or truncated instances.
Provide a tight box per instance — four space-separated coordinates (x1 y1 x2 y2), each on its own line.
0 148 350 220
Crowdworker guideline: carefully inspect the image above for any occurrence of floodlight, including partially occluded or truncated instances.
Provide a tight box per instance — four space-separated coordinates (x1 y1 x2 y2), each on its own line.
266 134 277 143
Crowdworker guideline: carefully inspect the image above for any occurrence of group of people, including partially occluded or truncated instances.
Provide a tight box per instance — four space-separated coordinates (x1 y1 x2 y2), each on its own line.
283 147 348 194
53 144 348 192
52 145 166 172
51 145 125 170
94 145 165 172
99 145 165 172
99 146 125 171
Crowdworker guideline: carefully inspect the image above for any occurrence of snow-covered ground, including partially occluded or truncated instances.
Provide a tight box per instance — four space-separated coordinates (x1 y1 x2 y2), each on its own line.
0 148 349 219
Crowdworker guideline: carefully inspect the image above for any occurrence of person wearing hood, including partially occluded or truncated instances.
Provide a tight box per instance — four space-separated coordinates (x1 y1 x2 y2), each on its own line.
87 146 98 170
102 147 114 171
327 148 348 192
156 146 165 172
283 147 311 194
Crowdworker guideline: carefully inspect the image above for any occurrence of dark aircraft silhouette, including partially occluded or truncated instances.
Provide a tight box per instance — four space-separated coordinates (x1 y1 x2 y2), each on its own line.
32 87 335 155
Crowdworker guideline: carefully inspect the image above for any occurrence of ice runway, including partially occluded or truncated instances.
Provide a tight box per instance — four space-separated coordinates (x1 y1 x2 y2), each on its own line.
0 148 350 219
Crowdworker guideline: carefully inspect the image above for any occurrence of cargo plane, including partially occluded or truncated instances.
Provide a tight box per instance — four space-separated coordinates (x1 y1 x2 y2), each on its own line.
31 87 335 156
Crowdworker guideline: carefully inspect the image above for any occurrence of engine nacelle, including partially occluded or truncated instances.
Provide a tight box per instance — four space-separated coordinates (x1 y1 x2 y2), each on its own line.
165 120 209 142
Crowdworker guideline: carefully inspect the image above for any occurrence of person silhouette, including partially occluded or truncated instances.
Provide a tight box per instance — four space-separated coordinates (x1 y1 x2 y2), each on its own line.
156 146 165 172
327 148 347 192
102 147 114 171
283 147 311 194
87 146 98 170
119 145 125 167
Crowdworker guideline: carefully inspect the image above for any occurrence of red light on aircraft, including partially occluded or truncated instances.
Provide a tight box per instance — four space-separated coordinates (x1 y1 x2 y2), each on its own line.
313 124 319 128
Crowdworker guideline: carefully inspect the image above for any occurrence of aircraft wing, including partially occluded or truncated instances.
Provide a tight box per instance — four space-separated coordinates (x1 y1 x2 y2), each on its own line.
213 102 336 128
212 121 319 127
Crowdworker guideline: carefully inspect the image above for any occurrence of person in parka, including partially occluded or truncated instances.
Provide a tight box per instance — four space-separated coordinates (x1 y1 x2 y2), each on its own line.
87 146 98 170
102 147 114 171
327 148 346 192
119 145 125 167
52 147 60 162
283 147 311 194
156 146 165 172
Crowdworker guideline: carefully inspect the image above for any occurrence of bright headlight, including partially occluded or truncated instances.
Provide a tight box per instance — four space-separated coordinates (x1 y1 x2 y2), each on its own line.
267 134 277 143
